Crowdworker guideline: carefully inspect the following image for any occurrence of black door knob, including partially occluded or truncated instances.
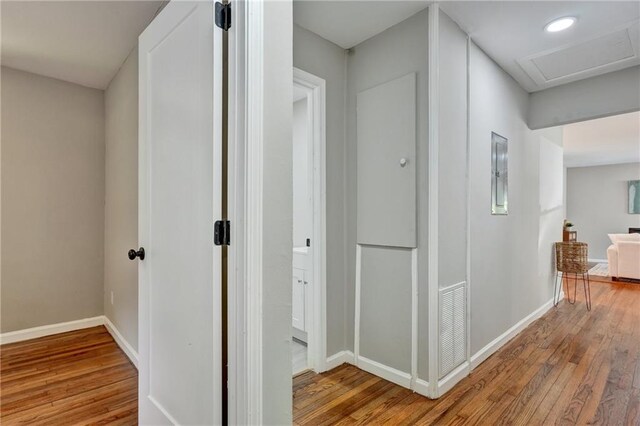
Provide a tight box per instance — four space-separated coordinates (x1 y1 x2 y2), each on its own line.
128 247 145 261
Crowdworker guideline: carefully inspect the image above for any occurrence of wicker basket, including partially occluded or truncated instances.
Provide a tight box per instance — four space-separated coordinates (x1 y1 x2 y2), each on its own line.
555 242 589 274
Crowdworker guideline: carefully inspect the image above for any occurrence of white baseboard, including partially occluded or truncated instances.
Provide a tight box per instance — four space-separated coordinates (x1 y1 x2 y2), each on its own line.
0 315 139 370
413 378 430 397
437 361 470 397
470 297 555 369
103 316 139 368
325 350 355 370
357 355 412 388
588 258 608 264
0 316 104 345
326 297 558 399
326 351 416 394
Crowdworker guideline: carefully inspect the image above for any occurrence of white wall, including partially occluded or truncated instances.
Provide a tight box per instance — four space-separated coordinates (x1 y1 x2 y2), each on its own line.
528 66 640 130
289 5 573 399
346 8 429 379
294 9 431 381
432 10 471 383
438 11 468 292
293 24 349 357
567 163 640 260
469 42 559 355
104 47 139 350
292 98 310 248
1 67 105 332
536 126 564 302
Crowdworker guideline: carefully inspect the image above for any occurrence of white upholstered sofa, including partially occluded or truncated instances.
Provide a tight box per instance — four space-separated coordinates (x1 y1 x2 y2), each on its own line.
607 233 640 281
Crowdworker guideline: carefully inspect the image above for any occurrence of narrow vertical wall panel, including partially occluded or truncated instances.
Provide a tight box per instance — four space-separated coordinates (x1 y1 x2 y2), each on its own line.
438 11 468 289
357 73 416 248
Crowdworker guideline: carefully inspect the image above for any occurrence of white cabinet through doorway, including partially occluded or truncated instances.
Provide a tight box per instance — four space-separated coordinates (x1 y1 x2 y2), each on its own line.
292 247 309 342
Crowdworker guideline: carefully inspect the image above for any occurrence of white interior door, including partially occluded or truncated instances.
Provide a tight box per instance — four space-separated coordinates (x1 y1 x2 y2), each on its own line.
138 1 222 424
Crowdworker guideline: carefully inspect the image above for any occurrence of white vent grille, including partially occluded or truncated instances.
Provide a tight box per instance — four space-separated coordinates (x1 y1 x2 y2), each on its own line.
439 282 467 378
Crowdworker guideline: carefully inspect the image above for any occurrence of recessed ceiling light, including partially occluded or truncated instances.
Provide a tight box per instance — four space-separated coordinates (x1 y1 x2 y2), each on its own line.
545 17 577 33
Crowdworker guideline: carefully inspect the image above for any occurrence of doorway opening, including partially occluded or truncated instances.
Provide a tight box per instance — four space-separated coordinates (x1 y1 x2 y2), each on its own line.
291 68 327 376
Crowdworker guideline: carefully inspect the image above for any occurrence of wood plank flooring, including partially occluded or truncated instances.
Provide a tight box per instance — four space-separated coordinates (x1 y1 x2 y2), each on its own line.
293 280 640 425
0 326 137 425
1 280 638 425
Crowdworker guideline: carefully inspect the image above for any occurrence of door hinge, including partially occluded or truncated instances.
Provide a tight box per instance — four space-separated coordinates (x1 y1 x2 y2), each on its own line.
214 220 231 246
215 2 231 31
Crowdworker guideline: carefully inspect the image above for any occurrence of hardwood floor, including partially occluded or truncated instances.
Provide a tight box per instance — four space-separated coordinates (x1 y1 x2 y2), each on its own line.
293 280 640 425
0 326 137 425
2 280 638 425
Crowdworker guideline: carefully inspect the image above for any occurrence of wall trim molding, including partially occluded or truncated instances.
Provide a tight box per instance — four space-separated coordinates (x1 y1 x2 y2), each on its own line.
427 3 440 397
325 351 414 392
437 361 470 397
103 316 139 368
470 297 555 369
0 316 104 345
439 280 467 293
325 350 355 371
354 244 362 361
0 315 139 369
243 0 265 423
410 249 418 390
357 355 412 388
414 378 431 397
465 34 473 388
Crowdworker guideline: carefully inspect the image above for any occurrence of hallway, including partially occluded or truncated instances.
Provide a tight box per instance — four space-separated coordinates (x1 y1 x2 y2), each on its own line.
293 280 640 425
1 280 638 424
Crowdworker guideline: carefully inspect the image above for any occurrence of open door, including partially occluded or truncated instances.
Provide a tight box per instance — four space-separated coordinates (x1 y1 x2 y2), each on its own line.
137 1 223 424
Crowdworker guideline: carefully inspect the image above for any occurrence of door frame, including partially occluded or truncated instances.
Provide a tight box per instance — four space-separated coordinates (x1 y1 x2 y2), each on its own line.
226 0 263 423
227 2 326 420
293 67 327 374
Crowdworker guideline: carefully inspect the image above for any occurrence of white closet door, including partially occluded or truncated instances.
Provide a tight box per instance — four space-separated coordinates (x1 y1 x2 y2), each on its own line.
138 1 222 424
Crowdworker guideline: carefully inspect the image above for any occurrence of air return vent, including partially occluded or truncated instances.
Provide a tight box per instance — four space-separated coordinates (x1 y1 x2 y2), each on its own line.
518 22 640 91
439 282 467 378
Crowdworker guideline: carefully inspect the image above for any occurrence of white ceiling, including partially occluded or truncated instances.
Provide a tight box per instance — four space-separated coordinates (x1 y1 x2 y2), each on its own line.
294 1 429 49
294 1 640 93
563 111 640 168
440 1 640 92
1 1 164 90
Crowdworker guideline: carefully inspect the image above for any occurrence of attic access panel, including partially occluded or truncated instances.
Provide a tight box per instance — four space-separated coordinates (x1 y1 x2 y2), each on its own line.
517 22 640 90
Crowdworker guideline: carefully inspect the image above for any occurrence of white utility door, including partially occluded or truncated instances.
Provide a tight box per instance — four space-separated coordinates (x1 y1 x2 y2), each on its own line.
138 1 222 424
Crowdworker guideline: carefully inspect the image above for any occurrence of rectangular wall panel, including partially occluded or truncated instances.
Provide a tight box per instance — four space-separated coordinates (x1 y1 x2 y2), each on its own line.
359 245 412 373
357 73 417 248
